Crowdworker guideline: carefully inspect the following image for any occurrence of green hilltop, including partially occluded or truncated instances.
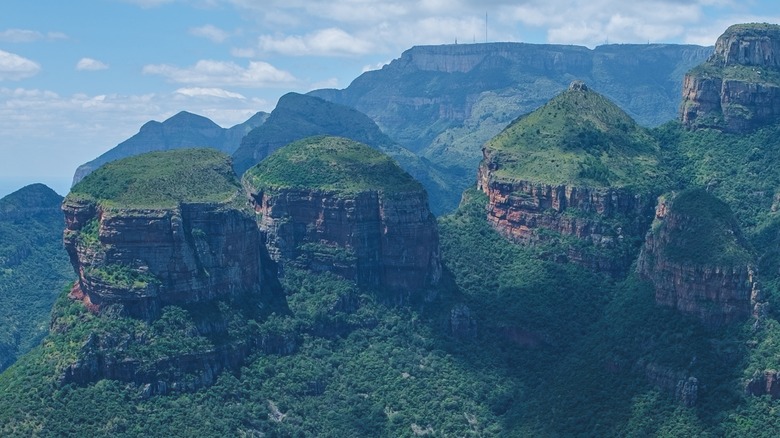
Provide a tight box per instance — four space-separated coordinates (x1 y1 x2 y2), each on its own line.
483 82 665 190
243 136 422 195
67 148 241 208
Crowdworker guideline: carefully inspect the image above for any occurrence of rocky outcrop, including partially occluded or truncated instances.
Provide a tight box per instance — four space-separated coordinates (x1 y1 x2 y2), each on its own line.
637 190 754 327
477 175 654 275
450 304 477 339
243 136 441 301
681 23 780 132
63 197 269 320
746 370 780 399
642 361 699 407
247 188 441 300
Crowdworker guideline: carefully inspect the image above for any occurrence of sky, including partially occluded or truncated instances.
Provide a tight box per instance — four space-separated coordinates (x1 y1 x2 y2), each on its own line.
1 0 779 198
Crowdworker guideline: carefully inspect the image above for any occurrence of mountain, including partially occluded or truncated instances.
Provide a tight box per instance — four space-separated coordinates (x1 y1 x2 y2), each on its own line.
477 81 664 275
0 184 72 371
681 23 780 132
310 42 711 213
232 92 456 215
8 23 780 437
242 136 441 301
71 111 268 185
59 149 288 393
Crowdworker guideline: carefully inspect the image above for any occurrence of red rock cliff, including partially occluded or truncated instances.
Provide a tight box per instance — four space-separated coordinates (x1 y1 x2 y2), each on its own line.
681 23 780 132
247 187 441 299
63 196 269 320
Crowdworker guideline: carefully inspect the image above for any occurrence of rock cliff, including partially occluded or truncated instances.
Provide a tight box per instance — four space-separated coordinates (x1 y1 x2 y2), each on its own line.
243 136 441 300
681 23 780 132
59 149 289 393
477 82 663 275
637 189 754 327
64 149 273 320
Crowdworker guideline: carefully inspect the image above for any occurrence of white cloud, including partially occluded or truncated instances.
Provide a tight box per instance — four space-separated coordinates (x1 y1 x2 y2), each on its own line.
0 28 67 43
0 50 41 80
142 59 298 87
76 58 109 71
258 28 373 56
175 87 246 99
190 24 230 43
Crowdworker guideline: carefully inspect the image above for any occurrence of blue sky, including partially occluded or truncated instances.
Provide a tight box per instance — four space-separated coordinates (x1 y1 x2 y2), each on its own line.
1 0 779 197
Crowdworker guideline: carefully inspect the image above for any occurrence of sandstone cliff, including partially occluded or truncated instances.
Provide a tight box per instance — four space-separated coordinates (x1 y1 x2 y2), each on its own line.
59 149 289 393
477 82 663 275
681 23 780 132
243 136 441 300
637 190 754 327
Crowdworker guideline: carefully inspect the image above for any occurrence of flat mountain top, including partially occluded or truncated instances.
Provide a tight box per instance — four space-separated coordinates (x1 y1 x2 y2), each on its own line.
483 82 664 189
243 136 421 194
68 148 240 208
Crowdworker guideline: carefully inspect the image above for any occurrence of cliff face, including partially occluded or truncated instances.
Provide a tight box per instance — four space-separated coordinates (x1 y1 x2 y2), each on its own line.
248 188 440 299
637 191 754 327
681 23 780 132
477 166 654 275
242 136 441 300
72 111 268 186
62 198 268 320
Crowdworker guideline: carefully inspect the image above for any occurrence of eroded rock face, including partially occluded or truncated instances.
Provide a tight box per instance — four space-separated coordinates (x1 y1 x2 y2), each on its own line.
63 197 268 320
681 24 780 132
746 370 780 399
247 187 441 299
637 195 754 327
477 155 655 276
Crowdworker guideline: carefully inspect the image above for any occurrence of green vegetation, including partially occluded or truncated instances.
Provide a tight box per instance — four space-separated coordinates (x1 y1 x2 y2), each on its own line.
0 184 73 371
688 62 780 84
243 136 422 194
85 264 160 290
659 189 753 266
68 148 241 209
484 86 667 190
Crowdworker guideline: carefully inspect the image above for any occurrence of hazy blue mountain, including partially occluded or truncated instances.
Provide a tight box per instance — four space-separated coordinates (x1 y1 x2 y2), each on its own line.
71 110 268 185
0 184 72 371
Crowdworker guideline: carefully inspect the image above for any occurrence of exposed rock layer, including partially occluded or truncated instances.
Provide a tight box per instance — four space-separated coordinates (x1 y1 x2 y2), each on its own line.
681 23 780 132
247 187 441 299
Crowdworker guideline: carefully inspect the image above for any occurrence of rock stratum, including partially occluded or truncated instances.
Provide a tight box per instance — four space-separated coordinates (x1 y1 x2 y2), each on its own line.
681 23 780 132
477 82 663 275
637 189 755 327
64 149 273 320
243 136 441 300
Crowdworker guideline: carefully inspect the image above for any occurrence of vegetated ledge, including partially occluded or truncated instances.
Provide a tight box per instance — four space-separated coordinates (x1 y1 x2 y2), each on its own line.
59 148 291 395
243 136 442 302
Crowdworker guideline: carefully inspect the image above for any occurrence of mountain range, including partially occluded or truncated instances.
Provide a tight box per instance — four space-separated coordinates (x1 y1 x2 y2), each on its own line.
4 23 780 437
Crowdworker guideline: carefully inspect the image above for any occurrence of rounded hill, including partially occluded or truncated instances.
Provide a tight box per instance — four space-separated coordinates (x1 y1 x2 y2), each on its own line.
67 148 241 208
242 136 422 194
482 82 664 189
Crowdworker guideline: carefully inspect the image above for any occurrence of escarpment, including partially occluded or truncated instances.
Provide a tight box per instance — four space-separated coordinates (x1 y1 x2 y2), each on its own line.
243 136 441 300
637 189 754 327
681 23 780 132
477 82 664 275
